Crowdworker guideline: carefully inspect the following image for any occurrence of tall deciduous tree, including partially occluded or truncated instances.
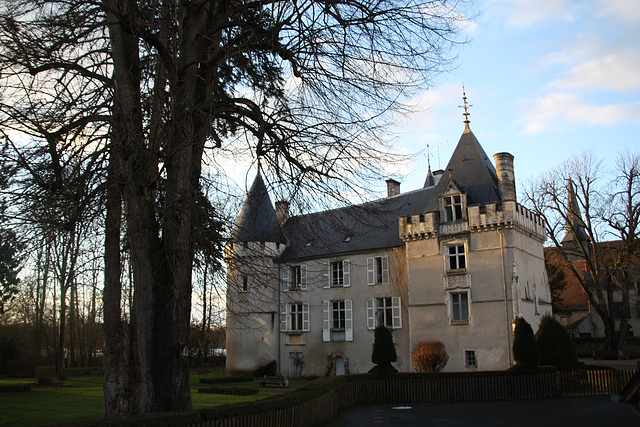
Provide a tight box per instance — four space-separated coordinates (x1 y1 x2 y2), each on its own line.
0 0 469 416
524 152 640 351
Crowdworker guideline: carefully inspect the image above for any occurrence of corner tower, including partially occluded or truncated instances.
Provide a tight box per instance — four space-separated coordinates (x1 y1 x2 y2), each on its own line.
225 172 285 374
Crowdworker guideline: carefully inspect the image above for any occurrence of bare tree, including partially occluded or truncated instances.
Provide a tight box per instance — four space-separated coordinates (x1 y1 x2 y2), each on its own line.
0 0 469 416
524 151 640 351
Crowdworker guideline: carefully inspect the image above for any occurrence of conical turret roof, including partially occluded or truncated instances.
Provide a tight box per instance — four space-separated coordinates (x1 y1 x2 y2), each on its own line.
561 178 589 245
230 173 284 243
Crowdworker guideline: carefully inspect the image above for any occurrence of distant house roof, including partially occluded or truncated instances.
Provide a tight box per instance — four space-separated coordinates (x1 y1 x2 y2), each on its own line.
278 127 503 262
230 172 285 244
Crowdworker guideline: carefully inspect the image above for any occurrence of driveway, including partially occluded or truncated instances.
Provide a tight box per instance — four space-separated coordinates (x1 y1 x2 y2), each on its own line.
326 395 639 426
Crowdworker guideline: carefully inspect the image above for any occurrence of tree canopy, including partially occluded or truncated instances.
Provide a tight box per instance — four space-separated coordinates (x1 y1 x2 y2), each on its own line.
0 0 470 416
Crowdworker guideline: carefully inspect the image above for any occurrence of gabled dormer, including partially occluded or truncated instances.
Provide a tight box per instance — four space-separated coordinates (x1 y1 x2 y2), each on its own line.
440 174 467 223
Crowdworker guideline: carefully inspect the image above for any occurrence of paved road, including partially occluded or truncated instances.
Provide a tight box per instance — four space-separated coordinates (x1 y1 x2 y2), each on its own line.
326 395 639 426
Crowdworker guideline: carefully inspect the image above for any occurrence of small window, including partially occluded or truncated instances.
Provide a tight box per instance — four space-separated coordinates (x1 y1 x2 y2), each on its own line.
241 276 248 292
448 245 466 270
343 235 352 243
465 350 477 368
444 195 464 222
451 291 469 323
289 265 307 291
305 240 313 247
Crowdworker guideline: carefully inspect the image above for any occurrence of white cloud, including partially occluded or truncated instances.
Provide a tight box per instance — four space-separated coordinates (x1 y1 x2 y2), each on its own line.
486 0 578 28
551 50 640 92
520 92 640 134
593 0 640 24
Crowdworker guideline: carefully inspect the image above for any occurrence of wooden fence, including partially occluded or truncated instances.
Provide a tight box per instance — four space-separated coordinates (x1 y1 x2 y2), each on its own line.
559 369 637 396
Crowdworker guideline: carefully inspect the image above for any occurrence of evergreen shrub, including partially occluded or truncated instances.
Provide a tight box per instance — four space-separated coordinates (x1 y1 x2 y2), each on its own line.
535 315 579 370
511 317 539 370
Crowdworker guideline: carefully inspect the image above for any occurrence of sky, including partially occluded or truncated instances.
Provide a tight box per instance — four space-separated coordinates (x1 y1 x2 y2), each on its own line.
393 0 640 193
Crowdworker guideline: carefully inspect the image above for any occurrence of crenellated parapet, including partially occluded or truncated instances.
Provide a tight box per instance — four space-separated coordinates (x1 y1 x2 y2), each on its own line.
399 200 546 242
399 212 439 241
467 201 546 241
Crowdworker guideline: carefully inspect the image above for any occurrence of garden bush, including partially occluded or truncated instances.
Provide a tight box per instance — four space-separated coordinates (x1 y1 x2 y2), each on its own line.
512 316 539 370
252 360 277 377
369 326 398 375
535 315 579 370
412 339 449 372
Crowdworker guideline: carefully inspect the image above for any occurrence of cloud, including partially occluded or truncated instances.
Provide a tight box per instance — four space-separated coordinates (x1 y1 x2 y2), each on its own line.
593 0 640 24
520 92 640 134
486 0 578 28
551 50 640 92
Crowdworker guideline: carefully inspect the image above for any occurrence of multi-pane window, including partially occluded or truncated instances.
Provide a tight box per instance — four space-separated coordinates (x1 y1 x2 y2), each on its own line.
332 301 346 329
325 260 350 288
444 195 463 221
367 256 389 285
367 297 402 329
448 245 466 270
465 350 477 368
332 261 344 286
323 299 353 342
282 265 307 291
281 303 309 332
451 292 469 323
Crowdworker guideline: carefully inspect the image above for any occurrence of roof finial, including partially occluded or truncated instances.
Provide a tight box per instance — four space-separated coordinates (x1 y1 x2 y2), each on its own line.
426 143 432 171
459 84 472 133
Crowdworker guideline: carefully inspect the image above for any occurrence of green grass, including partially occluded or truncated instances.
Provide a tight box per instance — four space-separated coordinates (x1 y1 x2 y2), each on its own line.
0 370 311 426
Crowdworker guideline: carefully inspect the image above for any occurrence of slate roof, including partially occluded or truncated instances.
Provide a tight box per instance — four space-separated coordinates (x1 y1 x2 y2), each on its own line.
230 172 285 244
277 127 503 262
231 126 504 261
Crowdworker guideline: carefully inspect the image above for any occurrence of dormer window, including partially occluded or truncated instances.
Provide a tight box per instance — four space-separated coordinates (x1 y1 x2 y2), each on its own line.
444 195 464 221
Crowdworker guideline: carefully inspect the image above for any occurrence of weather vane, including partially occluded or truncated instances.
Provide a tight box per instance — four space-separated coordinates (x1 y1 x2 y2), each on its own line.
459 84 472 131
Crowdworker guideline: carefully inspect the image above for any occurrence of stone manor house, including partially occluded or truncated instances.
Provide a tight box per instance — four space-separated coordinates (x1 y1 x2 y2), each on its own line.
225 113 552 377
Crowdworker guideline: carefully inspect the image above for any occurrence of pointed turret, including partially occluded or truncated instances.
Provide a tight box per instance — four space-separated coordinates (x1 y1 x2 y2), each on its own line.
230 172 285 243
560 178 589 247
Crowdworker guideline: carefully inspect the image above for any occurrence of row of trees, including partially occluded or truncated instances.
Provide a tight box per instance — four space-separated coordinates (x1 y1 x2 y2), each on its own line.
0 0 470 417
524 151 640 351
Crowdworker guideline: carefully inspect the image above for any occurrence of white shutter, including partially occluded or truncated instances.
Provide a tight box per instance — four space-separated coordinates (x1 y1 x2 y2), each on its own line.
322 300 331 342
345 299 353 341
381 256 389 284
282 266 289 292
392 297 402 329
367 257 375 285
280 304 288 332
301 264 307 290
323 263 330 288
366 298 375 330
343 260 350 287
302 303 310 331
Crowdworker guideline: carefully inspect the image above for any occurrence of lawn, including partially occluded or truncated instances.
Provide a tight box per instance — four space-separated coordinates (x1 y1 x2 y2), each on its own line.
0 369 310 426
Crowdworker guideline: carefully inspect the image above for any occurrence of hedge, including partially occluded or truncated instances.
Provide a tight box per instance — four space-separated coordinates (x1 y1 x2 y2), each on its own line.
199 376 254 385
197 386 259 396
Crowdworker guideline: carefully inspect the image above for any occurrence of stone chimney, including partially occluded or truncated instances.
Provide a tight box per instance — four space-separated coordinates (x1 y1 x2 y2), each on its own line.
493 152 516 201
386 179 400 197
275 201 290 227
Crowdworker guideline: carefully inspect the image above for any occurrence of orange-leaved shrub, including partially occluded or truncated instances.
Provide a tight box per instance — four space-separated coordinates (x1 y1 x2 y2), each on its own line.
412 339 449 373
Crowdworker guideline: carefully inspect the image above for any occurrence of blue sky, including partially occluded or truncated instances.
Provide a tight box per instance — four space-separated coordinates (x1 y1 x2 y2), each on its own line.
394 0 640 193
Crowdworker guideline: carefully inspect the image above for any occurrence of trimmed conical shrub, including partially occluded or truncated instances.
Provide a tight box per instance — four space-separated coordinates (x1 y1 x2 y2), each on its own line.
512 316 539 368
536 315 579 370
369 326 397 374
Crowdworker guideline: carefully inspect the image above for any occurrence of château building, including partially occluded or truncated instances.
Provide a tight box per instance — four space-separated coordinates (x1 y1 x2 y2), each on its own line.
225 103 552 377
